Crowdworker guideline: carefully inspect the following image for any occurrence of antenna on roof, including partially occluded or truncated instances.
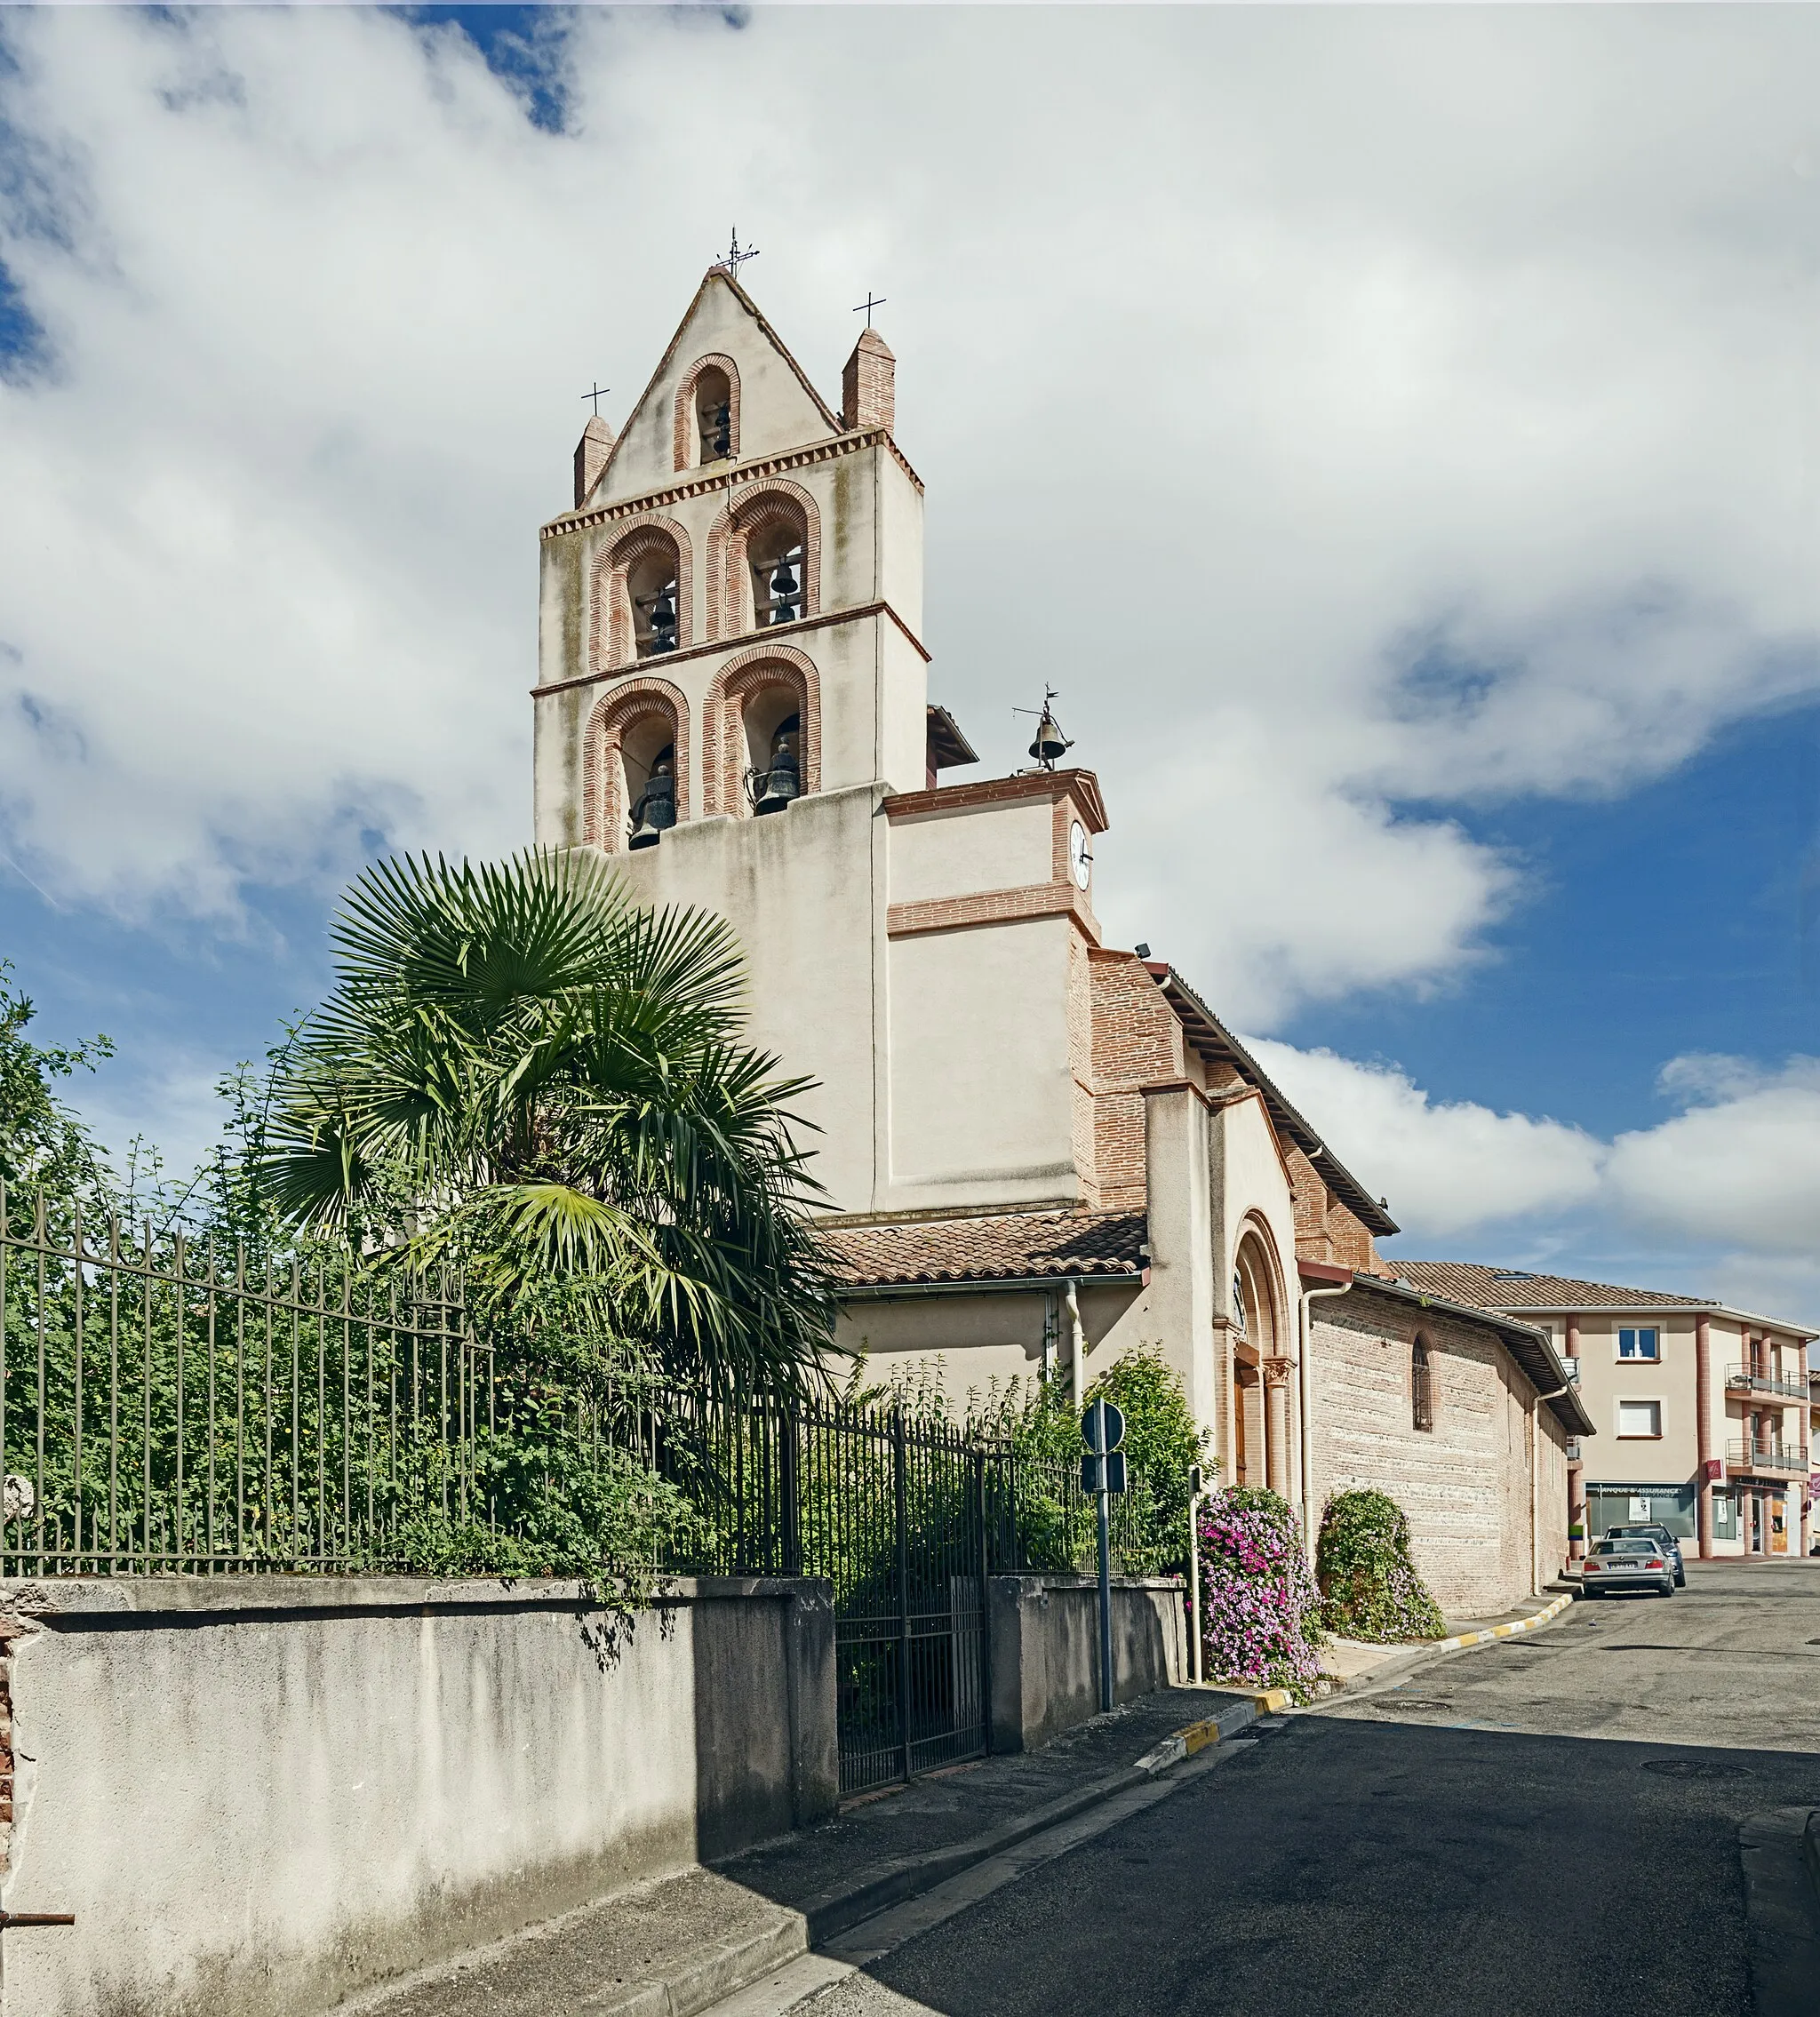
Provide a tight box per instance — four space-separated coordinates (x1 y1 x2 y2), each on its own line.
714 228 761 281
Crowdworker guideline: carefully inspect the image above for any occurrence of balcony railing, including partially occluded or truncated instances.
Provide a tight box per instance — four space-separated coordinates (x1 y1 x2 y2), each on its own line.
1727 1366 1808 1401
1727 1438 1810 1477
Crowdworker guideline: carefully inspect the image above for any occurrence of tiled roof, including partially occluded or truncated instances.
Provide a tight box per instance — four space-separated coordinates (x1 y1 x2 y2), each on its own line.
1396 1262 1707 1311
820 1208 1147 1289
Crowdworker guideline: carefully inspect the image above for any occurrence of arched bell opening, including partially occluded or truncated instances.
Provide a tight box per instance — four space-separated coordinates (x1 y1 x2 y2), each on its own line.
746 507 808 631
695 366 733 465
622 718 679 850
744 696 802 817
627 545 681 660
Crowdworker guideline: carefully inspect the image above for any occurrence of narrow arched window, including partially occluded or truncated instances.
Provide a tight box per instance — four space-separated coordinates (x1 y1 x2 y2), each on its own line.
695 367 732 464
1412 1338 1435 1433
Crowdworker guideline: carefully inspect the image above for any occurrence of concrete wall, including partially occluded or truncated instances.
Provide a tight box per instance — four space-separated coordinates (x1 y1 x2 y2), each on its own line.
0 1575 835 2017
987 1575 1188 1753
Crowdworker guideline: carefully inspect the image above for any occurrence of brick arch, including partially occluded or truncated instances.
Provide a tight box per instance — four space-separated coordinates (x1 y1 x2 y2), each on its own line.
1233 1213 1288 1361
704 477 822 642
674 354 742 472
581 676 691 853
701 646 821 817
589 516 694 674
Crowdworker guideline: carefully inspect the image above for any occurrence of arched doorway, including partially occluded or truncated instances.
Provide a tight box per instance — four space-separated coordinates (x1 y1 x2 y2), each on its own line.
1232 1226 1290 1497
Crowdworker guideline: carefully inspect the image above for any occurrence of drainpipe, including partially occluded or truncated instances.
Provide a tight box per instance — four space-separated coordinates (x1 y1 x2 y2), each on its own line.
1530 1380 1570 1595
1066 1278 1086 1407
1695 1312 1714 1559
1297 1279 1353 1571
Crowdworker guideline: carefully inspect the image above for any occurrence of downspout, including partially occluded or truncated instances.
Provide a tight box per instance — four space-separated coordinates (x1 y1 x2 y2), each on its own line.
1297 1280 1353 1570
1530 1379 1570 1595
1066 1277 1086 1406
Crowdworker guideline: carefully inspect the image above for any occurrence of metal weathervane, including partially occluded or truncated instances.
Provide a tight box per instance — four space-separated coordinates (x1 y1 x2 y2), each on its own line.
718 228 761 281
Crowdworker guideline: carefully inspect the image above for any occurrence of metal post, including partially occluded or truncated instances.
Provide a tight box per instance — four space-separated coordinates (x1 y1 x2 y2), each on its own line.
1187 1464 1204 1686
1096 1473 1113 1715
974 1447 994 1751
780 1401 802 1579
893 1408 912 1782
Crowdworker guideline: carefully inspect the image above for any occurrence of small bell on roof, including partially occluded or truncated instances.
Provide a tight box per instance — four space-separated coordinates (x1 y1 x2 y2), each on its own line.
1027 687 1073 769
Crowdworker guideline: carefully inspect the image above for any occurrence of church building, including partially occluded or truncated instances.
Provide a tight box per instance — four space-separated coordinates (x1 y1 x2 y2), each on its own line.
532 266 1592 1615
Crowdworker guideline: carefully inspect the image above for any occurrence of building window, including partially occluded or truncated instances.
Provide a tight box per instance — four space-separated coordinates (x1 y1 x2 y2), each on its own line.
1617 1327 1659 1360
1411 1339 1434 1433
1616 1399 1662 1439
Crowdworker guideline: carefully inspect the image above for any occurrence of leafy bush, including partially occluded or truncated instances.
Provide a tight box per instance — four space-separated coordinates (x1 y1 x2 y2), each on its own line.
1194 1485 1322 1697
1315 1488 1445 1642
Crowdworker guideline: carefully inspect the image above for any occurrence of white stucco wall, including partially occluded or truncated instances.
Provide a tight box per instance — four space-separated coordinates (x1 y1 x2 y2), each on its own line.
0 1576 834 2017
888 797 1055 905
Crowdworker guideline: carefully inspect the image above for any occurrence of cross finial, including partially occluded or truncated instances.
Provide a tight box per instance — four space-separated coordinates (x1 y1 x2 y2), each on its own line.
717 228 760 281
853 291 887 329
580 383 611 418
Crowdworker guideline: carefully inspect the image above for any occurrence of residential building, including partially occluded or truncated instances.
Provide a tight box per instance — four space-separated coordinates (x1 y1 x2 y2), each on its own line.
1399 1264 1816 1559
534 266 1594 1611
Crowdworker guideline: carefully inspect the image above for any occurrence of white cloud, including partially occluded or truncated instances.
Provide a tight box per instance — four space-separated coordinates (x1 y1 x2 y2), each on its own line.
0 5 1816 1019
1246 1039 1602 1235
1252 1039 1820 1324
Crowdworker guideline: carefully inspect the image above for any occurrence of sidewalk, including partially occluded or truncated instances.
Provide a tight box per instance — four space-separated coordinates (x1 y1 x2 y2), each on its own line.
347 1686 1257 2017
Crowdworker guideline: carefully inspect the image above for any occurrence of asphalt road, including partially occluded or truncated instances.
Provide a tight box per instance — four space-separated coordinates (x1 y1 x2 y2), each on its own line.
813 1561 1820 2017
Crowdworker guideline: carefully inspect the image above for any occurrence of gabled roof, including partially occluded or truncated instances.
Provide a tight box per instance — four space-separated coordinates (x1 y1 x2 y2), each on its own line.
821 1208 1147 1291
1398 1261 1818 1339
588 267 842 504
1151 968 1400 1238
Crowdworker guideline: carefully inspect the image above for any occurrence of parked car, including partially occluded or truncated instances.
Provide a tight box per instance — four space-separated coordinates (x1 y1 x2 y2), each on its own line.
1604 1522 1687 1587
1580 1537 1676 1598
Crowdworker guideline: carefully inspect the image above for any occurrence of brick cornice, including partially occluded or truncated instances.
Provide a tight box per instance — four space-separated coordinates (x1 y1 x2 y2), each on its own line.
545 428 922 542
883 767 1109 833
530 599 927 700
886 880 1098 940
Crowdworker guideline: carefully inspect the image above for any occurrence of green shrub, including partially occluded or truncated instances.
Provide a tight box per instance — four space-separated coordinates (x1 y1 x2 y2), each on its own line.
1315 1488 1445 1642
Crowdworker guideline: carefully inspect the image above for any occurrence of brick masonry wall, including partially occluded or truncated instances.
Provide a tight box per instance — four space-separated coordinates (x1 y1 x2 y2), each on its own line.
1308 1292 1543 1616
1088 950 1185 1211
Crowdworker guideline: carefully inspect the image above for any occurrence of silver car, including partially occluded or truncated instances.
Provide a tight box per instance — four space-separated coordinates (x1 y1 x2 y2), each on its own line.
1580 1536 1676 1598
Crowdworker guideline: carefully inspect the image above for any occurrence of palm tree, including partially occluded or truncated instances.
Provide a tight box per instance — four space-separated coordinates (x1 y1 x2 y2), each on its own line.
258 848 841 1398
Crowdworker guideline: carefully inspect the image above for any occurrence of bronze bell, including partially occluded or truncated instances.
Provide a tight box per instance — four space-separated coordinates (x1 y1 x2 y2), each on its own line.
649 589 677 650
755 737 801 815
1028 708 1071 768
628 761 677 849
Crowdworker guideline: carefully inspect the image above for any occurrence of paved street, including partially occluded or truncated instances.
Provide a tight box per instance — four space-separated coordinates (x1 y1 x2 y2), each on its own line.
803 1562 1820 2017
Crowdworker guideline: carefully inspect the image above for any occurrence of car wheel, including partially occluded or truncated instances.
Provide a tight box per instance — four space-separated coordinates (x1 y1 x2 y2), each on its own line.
1674 1572 1686 1587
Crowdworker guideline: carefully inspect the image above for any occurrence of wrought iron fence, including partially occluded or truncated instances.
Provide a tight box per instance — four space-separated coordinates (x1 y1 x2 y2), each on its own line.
0 1184 485 1575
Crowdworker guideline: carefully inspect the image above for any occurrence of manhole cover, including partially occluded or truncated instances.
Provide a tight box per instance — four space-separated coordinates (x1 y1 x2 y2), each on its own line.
1385 1698 1455 1712
1640 1758 1752 1780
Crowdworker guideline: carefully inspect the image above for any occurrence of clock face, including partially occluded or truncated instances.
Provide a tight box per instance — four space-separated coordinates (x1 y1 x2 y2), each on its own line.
1068 820 1091 890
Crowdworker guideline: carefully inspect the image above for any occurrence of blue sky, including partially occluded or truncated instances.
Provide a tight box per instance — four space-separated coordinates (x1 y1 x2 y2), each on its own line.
1 4 1816 1317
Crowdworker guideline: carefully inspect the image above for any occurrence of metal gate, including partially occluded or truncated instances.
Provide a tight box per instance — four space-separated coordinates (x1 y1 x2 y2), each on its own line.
823 1408 998 1796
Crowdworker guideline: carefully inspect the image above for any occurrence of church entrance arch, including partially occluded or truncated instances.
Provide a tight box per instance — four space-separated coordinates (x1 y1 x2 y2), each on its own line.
1233 1222 1291 1499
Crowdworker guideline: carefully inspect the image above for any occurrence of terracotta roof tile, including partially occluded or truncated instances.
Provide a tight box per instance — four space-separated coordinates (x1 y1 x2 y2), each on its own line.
1396 1261 1708 1311
820 1209 1147 1288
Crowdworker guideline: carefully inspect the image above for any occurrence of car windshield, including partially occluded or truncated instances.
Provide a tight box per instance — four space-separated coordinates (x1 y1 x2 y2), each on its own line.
1593 1540 1656 1555
1612 1527 1672 1543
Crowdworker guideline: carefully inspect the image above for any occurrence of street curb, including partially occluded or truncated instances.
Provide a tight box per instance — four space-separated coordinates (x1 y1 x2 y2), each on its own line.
1427 1591 1574 1653
794 1699 1260 1944
579 1914 810 2017
1133 1694 1265 1774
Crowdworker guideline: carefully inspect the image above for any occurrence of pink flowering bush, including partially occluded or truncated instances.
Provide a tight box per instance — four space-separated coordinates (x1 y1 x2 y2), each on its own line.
1195 1486 1323 1697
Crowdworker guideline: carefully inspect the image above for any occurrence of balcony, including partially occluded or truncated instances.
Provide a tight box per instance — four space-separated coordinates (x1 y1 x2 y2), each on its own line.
1727 1365 1808 1401
1727 1438 1810 1478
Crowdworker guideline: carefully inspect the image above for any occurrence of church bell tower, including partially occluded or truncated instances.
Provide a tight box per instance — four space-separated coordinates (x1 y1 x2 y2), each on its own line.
533 266 1109 1222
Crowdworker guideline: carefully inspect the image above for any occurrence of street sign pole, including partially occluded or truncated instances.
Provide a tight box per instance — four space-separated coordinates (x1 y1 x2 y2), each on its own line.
1082 1399 1126 1716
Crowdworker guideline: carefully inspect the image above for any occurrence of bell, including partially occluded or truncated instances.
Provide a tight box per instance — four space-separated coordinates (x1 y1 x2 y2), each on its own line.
628 764 676 848
770 562 799 599
1028 708 1071 768
649 589 677 651
711 403 731 457
754 740 801 815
